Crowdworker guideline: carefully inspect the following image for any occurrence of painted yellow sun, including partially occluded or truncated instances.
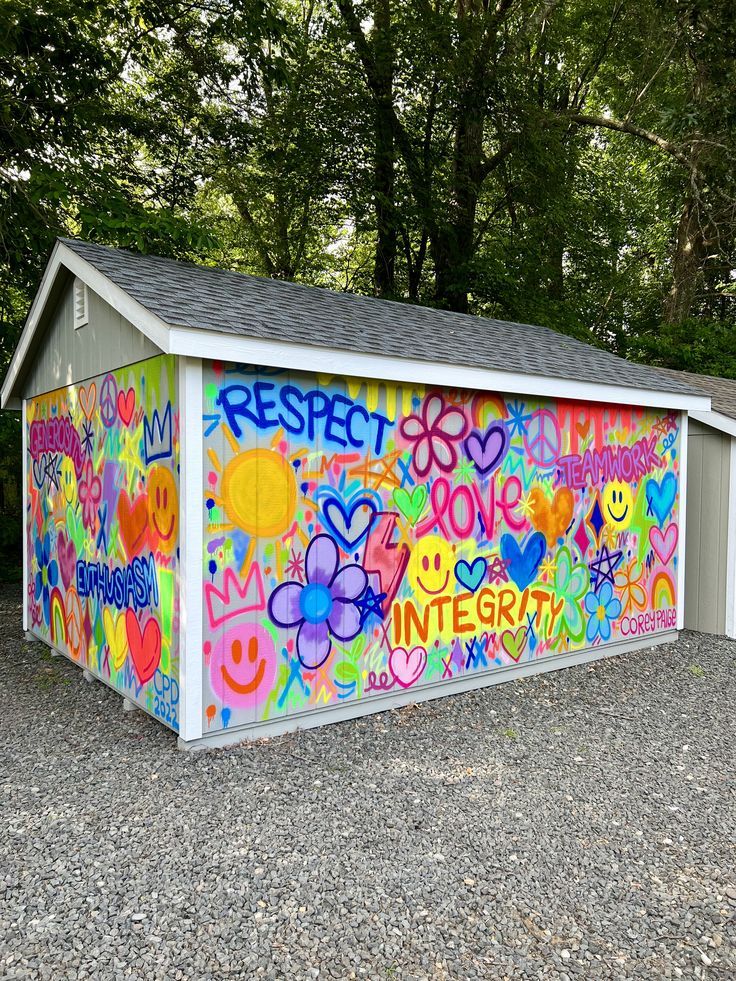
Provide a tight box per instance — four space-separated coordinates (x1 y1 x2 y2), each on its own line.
222 449 296 537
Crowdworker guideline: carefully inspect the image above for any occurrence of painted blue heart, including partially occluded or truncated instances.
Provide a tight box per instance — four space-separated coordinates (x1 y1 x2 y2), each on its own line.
455 557 487 593
320 493 377 551
501 532 546 591
646 472 677 527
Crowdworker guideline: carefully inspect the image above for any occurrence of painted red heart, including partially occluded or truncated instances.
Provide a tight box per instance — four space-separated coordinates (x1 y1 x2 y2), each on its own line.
649 522 678 564
117 387 135 426
57 530 77 590
125 610 161 685
117 490 149 558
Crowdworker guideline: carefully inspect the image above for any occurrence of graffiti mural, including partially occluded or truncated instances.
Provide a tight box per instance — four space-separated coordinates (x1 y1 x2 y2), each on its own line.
27 355 180 729
202 363 680 733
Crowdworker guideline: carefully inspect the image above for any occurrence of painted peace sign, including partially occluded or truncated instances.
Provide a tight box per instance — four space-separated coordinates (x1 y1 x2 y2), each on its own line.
99 373 118 429
524 409 561 467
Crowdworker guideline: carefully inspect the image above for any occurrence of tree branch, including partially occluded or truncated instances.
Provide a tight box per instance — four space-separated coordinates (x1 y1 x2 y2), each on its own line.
569 113 692 169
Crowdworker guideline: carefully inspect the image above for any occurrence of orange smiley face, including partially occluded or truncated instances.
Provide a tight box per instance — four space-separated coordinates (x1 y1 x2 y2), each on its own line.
147 466 178 553
209 623 276 709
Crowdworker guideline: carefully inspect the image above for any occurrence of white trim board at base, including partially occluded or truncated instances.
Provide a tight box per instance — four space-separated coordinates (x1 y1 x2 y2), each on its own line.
178 630 679 751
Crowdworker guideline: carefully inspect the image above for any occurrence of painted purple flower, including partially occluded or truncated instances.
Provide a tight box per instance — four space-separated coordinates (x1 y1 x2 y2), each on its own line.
78 458 101 531
400 393 468 477
268 534 367 669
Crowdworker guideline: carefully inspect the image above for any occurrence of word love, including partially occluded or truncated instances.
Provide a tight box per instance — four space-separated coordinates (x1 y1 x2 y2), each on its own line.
216 381 392 455
415 475 525 539
557 435 662 489
29 417 84 478
393 585 564 647
76 553 159 610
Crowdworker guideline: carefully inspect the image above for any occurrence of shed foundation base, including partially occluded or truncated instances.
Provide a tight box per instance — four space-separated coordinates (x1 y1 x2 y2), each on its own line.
178 629 680 752
122 698 139 713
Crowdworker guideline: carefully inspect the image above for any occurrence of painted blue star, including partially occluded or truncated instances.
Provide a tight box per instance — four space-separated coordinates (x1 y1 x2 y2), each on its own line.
355 586 387 625
589 545 623 592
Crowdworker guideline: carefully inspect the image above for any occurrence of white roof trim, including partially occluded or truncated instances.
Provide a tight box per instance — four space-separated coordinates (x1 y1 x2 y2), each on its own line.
1 240 712 414
1 241 170 408
168 325 711 413
690 408 736 439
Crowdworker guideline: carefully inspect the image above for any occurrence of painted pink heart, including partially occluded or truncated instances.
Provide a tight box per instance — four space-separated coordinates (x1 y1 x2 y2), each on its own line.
649 522 678 564
57 531 77 590
464 421 509 476
389 645 427 689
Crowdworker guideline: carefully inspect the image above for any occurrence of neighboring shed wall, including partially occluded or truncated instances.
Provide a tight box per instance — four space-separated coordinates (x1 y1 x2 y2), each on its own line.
685 417 732 635
22 277 160 399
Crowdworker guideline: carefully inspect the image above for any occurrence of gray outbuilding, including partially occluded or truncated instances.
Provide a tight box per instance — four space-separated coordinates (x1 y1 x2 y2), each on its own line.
658 370 736 639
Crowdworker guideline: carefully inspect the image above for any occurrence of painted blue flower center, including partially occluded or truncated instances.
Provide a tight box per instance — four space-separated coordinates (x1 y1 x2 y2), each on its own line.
300 582 333 624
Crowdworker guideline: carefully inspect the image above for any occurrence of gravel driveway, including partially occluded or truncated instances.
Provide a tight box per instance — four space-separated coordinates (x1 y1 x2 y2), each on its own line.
1 584 734 980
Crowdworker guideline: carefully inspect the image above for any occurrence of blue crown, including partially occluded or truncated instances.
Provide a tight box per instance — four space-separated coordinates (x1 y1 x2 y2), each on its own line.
144 403 173 464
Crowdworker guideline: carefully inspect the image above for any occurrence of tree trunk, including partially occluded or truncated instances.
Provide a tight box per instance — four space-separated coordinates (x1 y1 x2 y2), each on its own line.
663 199 707 325
372 0 396 297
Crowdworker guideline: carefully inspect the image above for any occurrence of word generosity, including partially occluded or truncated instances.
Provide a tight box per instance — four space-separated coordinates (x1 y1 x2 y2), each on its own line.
29 417 84 477
76 553 159 610
556 435 661 489
393 586 564 646
216 381 392 454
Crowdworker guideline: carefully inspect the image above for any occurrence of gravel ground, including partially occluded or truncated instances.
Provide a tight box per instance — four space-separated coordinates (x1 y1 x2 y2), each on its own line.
1 584 735 980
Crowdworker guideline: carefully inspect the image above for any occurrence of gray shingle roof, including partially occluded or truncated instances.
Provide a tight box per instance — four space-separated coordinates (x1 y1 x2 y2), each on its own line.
656 367 736 420
61 238 701 398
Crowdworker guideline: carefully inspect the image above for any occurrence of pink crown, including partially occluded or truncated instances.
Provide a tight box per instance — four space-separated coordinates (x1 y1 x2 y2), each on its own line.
204 565 265 629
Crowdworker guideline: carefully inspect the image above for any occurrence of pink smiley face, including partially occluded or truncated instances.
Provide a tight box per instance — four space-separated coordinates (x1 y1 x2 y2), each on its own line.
209 623 276 709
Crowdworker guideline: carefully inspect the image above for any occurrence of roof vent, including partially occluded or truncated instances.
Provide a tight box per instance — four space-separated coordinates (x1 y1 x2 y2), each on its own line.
73 278 88 329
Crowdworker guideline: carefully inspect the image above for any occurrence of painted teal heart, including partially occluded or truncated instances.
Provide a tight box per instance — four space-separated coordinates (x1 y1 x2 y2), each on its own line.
454 557 487 593
646 472 677 527
501 532 546 591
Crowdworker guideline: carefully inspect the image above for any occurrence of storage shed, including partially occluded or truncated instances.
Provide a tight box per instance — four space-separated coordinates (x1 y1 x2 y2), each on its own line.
2 239 710 748
656 369 736 639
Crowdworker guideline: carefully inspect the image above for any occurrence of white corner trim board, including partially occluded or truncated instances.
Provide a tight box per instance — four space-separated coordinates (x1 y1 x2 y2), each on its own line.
726 437 736 639
676 411 688 632
1 242 170 408
166 326 710 415
177 357 205 742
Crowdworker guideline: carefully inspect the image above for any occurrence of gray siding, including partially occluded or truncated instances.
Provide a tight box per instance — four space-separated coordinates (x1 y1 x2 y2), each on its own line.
22 278 161 398
684 419 732 634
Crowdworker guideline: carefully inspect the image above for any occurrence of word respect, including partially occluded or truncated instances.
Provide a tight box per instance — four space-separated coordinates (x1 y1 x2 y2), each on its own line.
216 381 392 455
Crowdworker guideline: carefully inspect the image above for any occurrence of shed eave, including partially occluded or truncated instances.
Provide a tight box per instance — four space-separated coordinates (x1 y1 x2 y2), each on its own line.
167 324 711 413
1 241 171 408
690 408 736 439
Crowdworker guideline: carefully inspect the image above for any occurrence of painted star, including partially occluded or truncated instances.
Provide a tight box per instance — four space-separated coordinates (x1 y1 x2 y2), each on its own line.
539 556 557 580
516 492 536 519
506 400 533 438
355 586 387 625
453 457 475 485
589 545 623 592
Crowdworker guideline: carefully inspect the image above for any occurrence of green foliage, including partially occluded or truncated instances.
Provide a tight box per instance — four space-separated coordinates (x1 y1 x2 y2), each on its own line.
2 0 736 395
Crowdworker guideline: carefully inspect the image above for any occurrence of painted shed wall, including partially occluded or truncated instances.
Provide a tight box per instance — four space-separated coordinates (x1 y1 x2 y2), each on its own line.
684 417 732 635
22 277 161 399
25 354 181 730
199 363 682 739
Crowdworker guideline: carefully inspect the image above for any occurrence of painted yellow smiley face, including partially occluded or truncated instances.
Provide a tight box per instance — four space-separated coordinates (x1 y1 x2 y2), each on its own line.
60 456 77 505
407 535 455 598
147 466 178 553
602 481 633 528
